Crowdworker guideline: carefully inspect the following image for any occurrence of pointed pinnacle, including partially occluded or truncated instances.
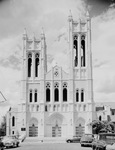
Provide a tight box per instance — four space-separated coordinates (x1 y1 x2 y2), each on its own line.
23 28 27 35
41 27 45 35
69 9 72 17
68 9 73 22
86 10 89 17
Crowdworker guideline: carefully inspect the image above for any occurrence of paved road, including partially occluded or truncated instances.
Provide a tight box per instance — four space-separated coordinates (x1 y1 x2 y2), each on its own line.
7 142 92 150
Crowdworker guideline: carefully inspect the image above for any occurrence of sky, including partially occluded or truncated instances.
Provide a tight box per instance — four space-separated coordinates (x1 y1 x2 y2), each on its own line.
0 0 115 120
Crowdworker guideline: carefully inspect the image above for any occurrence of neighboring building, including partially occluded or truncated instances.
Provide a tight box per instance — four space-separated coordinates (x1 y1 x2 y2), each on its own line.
6 12 96 138
96 103 115 123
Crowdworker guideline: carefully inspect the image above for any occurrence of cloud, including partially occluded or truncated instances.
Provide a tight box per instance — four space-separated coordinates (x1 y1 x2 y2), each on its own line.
92 6 115 102
93 59 109 68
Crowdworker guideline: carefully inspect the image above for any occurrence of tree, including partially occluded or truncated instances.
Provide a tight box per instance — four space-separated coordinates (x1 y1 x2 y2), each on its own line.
0 115 6 136
90 120 114 134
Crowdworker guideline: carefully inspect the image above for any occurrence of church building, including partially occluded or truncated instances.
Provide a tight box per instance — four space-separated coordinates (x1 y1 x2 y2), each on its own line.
6 12 95 138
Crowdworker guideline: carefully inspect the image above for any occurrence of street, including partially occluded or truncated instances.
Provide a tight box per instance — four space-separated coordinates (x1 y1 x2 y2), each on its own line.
7 142 92 150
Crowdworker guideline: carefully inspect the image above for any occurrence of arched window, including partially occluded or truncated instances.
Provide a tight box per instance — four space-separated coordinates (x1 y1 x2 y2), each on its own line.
12 116 15 127
73 35 78 67
54 83 59 102
34 89 37 102
76 89 79 102
81 89 84 102
63 83 67 102
81 35 85 67
46 83 50 102
35 53 39 77
29 89 32 102
28 53 32 77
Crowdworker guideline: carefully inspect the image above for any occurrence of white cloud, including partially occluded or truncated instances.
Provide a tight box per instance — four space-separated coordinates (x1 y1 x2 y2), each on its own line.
92 6 115 102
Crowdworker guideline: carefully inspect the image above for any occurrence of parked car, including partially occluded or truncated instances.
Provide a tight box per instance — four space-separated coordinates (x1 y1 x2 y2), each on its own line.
2 136 19 148
0 137 4 150
80 134 94 147
92 133 115 150
106 143 115 150
66 136 81 143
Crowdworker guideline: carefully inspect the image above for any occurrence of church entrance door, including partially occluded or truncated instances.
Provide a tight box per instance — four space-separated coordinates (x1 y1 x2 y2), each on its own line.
29 118 38 137
29 124 38 137
52 124 61 137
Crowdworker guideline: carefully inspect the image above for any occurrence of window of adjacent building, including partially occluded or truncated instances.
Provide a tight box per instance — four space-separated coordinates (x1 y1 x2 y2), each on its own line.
73 35 78 67
63 83 67 102
99 116 102 121
76 89 79 102
28 53 32 77
46 83 50 102
81 35 86 67
29 90 32 102
35 53 39 77
54 83 59 102
12 116 15 127
111 110 115 115
81 89 84 102
34 89 37 102
12 131 14 135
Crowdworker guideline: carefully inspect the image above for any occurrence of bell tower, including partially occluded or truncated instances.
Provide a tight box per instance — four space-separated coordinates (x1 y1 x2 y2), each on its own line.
68 11 95 135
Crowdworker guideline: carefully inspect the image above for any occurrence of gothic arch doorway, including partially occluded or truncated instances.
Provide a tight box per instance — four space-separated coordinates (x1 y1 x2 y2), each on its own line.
29 118 38 137
52 120 61 137
47 113 67 137
75 117 85 137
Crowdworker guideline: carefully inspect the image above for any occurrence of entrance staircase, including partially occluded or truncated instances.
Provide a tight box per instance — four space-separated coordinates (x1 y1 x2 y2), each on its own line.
25 137 66 143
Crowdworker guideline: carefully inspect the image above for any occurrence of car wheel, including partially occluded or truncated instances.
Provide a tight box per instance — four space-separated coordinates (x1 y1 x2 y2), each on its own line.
17 143 19 147
92 146 96 150
67 140 71 143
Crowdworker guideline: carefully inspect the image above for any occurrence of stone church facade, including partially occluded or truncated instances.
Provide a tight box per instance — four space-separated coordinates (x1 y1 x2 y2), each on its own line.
6 12 96 138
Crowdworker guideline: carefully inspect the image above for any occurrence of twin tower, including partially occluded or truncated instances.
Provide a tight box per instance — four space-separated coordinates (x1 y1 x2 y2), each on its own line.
7 11 95 138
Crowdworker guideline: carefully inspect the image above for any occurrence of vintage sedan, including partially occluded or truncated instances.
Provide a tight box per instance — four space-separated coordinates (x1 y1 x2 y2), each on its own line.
66 136 81 143
2 136 19 148
106 143 115 150
92 133 115 150
80 134 94 147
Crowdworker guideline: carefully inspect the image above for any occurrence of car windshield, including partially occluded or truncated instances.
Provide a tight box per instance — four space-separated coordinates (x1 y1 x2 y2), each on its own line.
84 134 93 138
3 136 12 140
99 134 115 144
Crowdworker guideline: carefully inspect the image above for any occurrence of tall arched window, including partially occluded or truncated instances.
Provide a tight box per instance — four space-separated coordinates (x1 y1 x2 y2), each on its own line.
76 89 79 102
54 83 59 102
35 53 39 77
12 116 15 126
46 83 50 102
28 53 32 77
29 89 32 102
81 35 85 67
73 35 78 67
34 89 37 102
81 89 84 102
63 83 67 102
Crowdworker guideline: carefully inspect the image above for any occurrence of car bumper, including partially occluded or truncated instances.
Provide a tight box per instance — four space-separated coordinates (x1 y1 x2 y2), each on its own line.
4 143 14 147
81 142 92 146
